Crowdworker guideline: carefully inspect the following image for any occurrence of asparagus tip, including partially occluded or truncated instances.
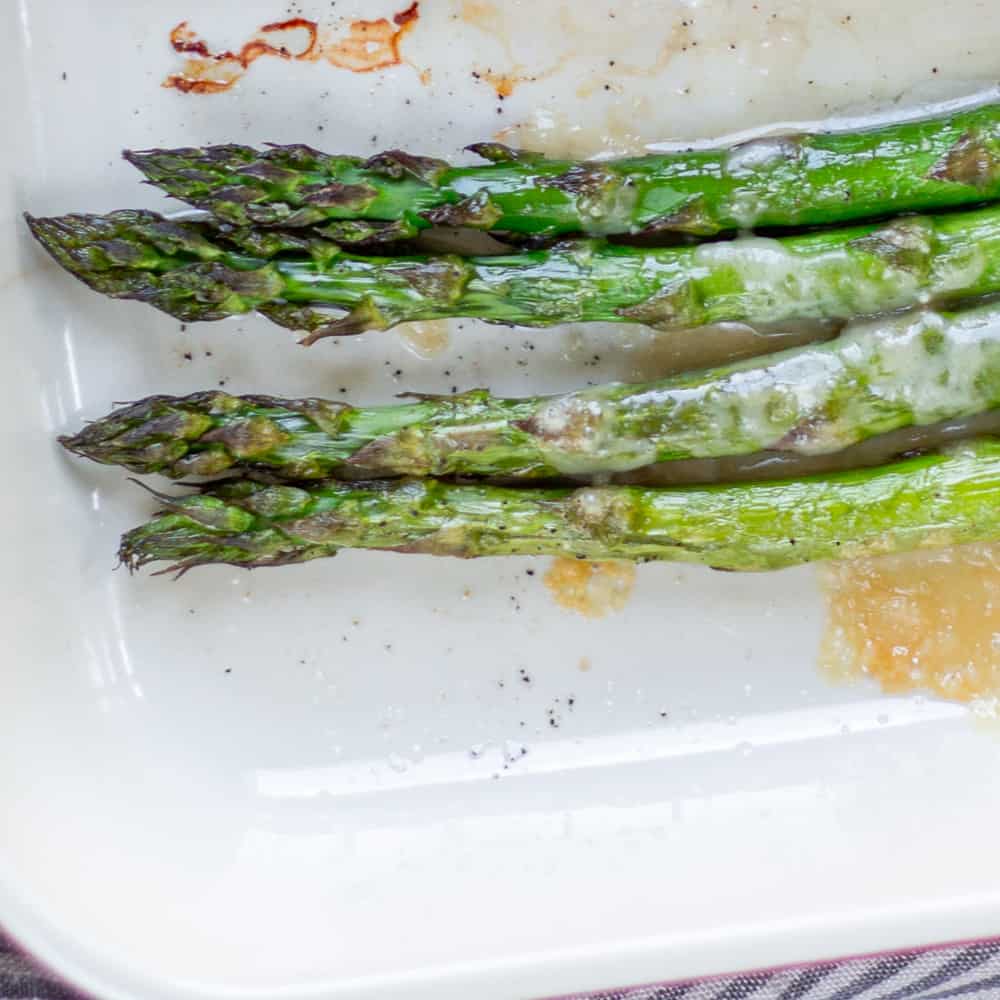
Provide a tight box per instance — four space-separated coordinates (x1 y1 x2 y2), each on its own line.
24 212 102 289
57 432 84 455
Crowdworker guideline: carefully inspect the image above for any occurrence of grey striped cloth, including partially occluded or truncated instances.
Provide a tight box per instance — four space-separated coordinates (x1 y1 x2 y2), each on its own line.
3 933 1000 999
548 941 1000 1000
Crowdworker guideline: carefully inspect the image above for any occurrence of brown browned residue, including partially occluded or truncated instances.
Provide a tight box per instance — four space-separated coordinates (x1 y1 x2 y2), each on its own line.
473 64 552 100
396 320 450 359
544 559 636 618
821 544 1000 709
164 19 318 93
481 70 518 98
325 3 419 73
164 3 420 94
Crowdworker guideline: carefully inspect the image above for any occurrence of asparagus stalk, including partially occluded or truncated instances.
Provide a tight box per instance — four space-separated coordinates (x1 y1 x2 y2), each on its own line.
61 303 1000 480
123 104 1000 242
24 205 1000 340
120 438 1000 574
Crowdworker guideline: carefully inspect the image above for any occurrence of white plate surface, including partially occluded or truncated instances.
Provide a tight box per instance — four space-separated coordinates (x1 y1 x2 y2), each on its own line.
3 2 1000 998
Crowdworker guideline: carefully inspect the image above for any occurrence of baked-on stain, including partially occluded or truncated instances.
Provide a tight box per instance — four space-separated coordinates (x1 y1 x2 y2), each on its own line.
573 15 692 99
164 3 420 94
480 70 518 98
544 558 636 618
461 0 558 98
462 2 696 103
821 544 1000 708
496 105 652 159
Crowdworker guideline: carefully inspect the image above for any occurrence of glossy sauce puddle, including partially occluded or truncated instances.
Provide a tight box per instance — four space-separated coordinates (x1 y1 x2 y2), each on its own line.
395 320 451 359
544 559 637 618
821 544 1000 709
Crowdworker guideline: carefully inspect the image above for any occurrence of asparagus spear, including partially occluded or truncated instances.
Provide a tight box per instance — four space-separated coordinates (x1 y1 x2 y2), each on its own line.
120 438 1000 573
123 103 1000 242
60 304 1000 480
24 204 1000 340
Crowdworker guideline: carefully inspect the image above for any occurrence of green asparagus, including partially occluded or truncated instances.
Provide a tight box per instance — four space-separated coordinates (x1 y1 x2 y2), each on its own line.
120 438 1000 574
124 104 1000 242
60 303 1000 480
25 204 1000 340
